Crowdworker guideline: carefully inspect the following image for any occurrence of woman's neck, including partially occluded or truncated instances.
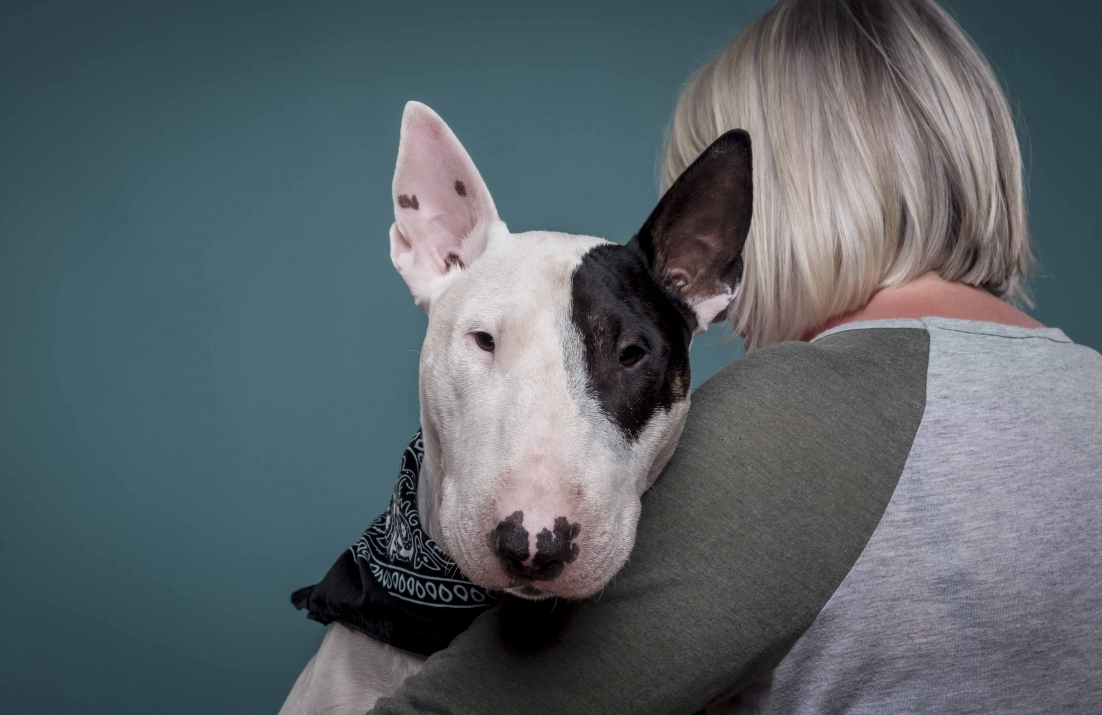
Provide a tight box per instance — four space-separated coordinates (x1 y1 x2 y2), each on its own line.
811 272 1041 339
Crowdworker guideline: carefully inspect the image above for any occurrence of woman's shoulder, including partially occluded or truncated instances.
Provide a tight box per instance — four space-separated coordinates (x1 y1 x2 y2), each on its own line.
688 324 931 446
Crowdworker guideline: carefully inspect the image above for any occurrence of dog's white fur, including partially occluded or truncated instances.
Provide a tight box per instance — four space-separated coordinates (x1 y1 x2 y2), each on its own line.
282 103 733 713
281 624 424 714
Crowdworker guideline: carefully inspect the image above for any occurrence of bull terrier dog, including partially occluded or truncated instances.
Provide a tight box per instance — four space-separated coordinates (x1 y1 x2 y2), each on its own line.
281 102 752 713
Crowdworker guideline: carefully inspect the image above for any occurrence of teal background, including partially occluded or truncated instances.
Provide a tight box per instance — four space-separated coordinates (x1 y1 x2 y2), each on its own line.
1 1 1098 712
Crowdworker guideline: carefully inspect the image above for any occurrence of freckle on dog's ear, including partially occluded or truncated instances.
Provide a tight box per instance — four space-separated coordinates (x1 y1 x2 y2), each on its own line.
628 129 753 329
389 102 500 309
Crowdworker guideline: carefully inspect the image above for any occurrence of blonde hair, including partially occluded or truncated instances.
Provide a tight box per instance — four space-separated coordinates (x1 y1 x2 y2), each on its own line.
663 0 1032 349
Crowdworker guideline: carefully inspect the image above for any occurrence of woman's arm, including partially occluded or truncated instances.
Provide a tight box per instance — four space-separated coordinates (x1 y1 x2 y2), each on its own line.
372 327 930 714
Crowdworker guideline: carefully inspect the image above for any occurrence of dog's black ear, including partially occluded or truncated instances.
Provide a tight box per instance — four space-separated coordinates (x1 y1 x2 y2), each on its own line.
629 129 752 329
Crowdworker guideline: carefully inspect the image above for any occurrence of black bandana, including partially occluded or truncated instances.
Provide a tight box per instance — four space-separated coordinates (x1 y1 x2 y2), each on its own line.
291 430 499 656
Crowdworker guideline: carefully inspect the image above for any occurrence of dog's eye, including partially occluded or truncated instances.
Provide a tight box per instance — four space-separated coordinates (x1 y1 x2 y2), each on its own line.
619 345 645 367
474 332 495 352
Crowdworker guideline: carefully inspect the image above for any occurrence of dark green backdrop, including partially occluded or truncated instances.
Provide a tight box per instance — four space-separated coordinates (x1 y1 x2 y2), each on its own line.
1 1 1098 712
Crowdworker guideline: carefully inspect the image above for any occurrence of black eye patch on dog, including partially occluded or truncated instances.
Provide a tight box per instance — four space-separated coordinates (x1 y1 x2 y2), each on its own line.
570 243 694 442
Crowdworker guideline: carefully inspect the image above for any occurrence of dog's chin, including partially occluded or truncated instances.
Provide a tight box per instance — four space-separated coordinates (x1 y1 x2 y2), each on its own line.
460 570 613 602
507 583 555 600
499 570 616 601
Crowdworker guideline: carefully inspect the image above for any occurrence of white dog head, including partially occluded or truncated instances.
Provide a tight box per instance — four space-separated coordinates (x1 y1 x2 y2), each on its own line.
390 102 752 600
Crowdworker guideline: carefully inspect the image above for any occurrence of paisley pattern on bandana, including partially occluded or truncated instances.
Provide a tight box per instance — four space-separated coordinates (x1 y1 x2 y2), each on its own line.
350 431 495 608
292 430 500 656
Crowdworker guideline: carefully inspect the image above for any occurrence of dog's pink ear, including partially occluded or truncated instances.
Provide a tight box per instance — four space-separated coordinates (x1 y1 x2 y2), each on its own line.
390 102 499 308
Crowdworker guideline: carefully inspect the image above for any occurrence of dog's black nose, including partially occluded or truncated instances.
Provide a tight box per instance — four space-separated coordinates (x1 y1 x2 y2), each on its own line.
489 511 531 578
488 512 581 583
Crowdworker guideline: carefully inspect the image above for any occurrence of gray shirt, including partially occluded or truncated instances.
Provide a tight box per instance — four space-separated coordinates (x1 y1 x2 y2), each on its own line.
372 318 1102 714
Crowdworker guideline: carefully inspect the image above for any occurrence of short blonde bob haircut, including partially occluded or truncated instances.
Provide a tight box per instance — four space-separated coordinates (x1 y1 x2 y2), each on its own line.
663 0 1032 349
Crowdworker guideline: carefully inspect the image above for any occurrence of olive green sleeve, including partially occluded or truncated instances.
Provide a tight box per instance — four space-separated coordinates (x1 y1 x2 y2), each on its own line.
371 328 929 714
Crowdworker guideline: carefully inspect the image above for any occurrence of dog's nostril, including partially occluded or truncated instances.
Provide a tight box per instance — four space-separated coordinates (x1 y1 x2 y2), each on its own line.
534 558 565 580
501 555 531 580
489 511 530 563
